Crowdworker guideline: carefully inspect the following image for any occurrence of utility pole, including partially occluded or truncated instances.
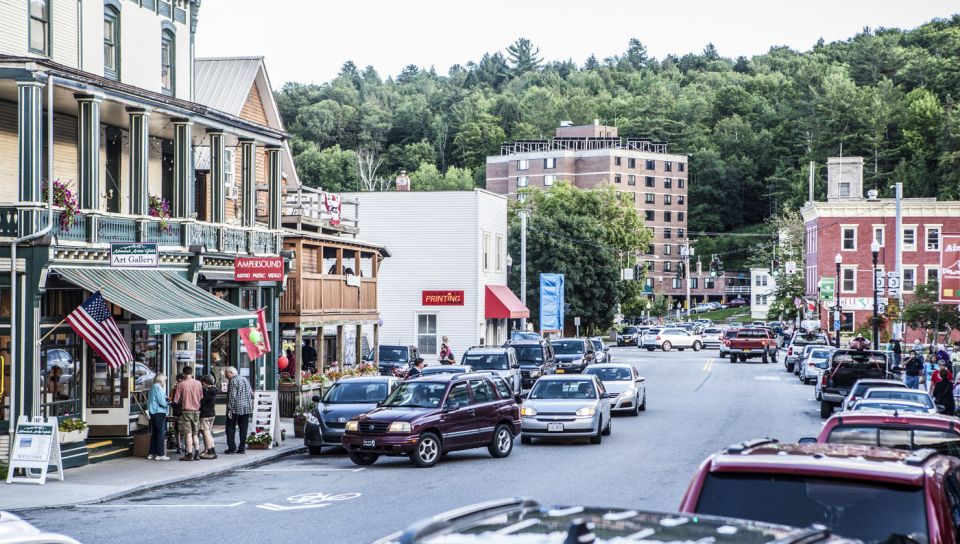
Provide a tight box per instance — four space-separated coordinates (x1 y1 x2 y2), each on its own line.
894 182 902 340
520 208 527 332
683 239 694 320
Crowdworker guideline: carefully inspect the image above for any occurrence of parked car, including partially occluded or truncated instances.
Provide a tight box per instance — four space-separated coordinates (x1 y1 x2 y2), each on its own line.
341 374 520 467
727 322 745 329
811 411 960 457
551 338 593 373
509 330 542 341
700 327 724 348
366 344 419 376
840 378 906 411
785 332 829 373
693 303 713 314
861 387 937 414
726 299 748 308
751 320 766 327
504 338 556 390
583 364 645 415
0 512 81 544
793 343 824 377
798 347 833 385
370 497 861 544
419 365 474 376
643 328 702 352
588 338 611 364
726 328 778 363
460 346 522 398
850 399 935 413
304 376 401 455
679 439 960 544
519 374 612 444
617 326 640 346
820 350 891 418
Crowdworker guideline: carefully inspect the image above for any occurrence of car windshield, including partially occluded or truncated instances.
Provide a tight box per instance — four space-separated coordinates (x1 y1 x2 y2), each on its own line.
591 340 603 351
863 390 934 409
827 426 960 456
513 347 544 364
376 347 408 362
322 382 390 404
849 402 929 413
584 367 632 381
463 354 509 371
512 332 541 340
851 382 900 397
381 382 446 408
552 340 585 355
529 379 596 399
622 327 637 334
793 335 827 347
695 472 928 544
422 367 467 375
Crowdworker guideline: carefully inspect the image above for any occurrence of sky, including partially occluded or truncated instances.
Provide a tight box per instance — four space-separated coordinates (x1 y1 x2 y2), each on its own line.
195 0 959 88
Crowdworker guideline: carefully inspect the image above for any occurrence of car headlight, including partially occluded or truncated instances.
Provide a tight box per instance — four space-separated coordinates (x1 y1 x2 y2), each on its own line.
345 420 359 432
621 389 637 399
520 407 537 416
529 370 540 378
388 421 411 433
576 407 596 416
305 412 319 426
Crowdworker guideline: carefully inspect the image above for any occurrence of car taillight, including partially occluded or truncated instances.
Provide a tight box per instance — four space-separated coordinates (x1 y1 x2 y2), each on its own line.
788 347 794 355
657 336 661 340
821 373 829 386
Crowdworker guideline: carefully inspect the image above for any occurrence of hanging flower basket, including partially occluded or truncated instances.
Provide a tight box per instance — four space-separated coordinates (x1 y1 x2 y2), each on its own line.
42 180 79 232
148 194 173 234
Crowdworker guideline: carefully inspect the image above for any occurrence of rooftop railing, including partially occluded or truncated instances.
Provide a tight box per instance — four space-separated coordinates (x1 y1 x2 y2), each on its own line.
500 137 670 155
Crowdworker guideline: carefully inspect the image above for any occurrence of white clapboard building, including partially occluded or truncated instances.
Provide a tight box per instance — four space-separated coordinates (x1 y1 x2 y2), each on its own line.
341 190 529 361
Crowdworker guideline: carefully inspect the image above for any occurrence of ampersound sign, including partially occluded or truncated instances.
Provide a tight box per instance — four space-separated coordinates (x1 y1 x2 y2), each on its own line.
940 235 960 303
235 257 284 281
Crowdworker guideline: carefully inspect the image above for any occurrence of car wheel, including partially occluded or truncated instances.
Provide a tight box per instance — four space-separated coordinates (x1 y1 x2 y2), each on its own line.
639 392 646 411
692 341 702 352
409 432 441 468
740 354 747 362
820 401 834 419
661 342 672 352
307 446 323 456
520 435 532 445
646 347 655 352
590 419 603 444
602 417 612 436
762 351 769 364
719 352 726 359
488 424 514 458
347 451 379 466
631 396 640 416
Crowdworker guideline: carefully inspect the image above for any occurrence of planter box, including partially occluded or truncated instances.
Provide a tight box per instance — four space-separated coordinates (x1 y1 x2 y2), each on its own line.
246 442 269 450
59 428 88 444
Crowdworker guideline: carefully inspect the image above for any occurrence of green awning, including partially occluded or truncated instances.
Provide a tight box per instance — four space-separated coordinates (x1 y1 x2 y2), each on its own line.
54 267 257 334
642 285 654 294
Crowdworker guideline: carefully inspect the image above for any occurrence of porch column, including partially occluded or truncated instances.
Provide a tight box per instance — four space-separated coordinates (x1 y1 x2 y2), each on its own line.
317 326 324 374
239 138 256 227
355 324 362 366
209 131 226 224
127 108 151 215
172 118 194 218
373 323 379 368
266 145 282 230
17 78 44 233
75 93 103 211
294 326 302 389
337 325 344 370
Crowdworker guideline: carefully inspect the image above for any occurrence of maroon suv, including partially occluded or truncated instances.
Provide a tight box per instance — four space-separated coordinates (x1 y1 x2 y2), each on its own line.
341 373 521 468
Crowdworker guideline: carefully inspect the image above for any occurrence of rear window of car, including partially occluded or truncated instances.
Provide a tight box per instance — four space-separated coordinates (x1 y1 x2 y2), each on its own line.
695 472 928 544
811 350 832 359
828 426 960 456
793 335 827 347
832 352 886 370
736 329 769 338
864 390 934 409
704 329 721 334
724 331 738 338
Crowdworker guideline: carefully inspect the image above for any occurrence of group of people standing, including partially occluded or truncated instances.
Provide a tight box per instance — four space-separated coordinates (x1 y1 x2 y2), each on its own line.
146 365 254 461
895 338 960 416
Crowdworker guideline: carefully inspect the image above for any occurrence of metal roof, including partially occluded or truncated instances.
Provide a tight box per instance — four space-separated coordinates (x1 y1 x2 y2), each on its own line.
194 57 263 115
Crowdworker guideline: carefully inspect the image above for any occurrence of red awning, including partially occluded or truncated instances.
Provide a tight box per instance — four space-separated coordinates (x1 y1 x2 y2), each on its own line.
486 285 530 319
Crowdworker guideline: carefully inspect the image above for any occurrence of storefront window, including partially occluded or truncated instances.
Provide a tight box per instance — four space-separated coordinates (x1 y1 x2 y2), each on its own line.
88 347 126 408
41 330 83 404
210 330 231 372
242 288 259 310
132 329 163 392
0 334 9 427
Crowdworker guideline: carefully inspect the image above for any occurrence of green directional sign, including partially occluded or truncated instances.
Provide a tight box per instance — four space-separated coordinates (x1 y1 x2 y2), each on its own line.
819 277 835 301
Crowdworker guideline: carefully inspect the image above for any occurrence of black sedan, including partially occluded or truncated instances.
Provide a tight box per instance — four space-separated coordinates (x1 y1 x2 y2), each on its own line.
304 376 401 455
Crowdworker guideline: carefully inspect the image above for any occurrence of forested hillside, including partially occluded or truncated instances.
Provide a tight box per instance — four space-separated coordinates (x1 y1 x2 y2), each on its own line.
276 17 960 233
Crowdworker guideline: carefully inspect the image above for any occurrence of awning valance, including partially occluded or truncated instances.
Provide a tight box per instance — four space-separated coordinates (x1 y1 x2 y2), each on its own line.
199 270 236 281
485 285 530 319
54 268 257 334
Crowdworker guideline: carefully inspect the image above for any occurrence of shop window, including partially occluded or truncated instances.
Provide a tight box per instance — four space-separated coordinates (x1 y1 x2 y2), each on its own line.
41 290 84 319
132 329 164 392
41 331 83 407
0 290 9 317
88 347 127 408
417 314 437 355
241 289 259 310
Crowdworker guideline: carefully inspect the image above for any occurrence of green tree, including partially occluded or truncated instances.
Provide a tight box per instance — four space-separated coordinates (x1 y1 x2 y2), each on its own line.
294 144 358 192
506 38 542 75
648 291 671 319
409 163 474 191
754 211 806 321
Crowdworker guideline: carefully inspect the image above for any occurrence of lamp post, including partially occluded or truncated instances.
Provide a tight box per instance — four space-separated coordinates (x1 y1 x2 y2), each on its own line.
871 240 880 350
835 253 842 348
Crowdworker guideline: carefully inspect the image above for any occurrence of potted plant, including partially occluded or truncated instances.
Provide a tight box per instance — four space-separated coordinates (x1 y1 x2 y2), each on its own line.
246 430 272 450
292 401 318 438
58 415 88 444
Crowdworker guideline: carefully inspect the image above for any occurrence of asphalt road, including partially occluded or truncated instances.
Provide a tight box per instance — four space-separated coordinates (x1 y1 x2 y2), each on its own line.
20 345 826 544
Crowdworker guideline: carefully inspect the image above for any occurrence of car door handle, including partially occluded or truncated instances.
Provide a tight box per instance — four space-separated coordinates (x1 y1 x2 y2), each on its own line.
467 409 475 414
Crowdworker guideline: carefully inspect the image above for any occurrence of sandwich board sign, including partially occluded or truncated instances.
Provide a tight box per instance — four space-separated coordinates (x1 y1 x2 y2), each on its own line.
6 415 63 485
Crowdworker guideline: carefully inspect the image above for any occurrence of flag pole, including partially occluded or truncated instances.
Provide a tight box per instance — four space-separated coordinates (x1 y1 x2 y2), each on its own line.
37 287 107 345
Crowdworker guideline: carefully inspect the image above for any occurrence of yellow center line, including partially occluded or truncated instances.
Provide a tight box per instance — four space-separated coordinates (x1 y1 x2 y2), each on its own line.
702 358 715 372
702 360 709 371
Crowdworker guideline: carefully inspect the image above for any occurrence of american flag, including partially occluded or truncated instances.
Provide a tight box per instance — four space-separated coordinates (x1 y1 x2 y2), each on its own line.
66 291 130 369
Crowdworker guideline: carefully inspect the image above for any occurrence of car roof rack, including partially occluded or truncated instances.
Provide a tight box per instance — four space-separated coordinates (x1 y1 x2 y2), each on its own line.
726 437 779 454
904 448 940 466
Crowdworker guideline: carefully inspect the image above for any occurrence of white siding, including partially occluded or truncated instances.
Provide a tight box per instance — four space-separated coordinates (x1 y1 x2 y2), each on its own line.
0 1 30 57
342 190 511 359
0 101 17 203
50 0 80 68
80 0 103 72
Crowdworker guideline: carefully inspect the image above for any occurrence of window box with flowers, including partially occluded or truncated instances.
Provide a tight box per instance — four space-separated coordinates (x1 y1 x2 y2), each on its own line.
59 416 88 444
246 431 272 450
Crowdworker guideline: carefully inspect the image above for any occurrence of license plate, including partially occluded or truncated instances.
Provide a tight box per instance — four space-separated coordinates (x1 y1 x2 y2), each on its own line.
557 369 564 373
743 349 751 352
839 391 848 395
362 439 376 447
547 423 563 432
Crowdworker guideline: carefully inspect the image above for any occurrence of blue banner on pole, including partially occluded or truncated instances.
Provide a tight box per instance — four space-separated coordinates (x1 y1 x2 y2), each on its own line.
539 274 564 333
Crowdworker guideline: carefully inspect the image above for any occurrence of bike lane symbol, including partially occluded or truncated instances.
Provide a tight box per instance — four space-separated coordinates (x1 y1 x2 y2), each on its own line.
257 492 362 511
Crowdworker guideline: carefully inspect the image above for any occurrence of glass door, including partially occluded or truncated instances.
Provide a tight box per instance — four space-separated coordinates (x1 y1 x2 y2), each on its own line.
86 325 131 435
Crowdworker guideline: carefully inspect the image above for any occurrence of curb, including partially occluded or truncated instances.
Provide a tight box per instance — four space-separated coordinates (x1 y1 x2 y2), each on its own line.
12 445 307 512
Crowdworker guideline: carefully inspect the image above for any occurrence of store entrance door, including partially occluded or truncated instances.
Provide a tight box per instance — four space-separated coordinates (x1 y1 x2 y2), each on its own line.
86 325 132 437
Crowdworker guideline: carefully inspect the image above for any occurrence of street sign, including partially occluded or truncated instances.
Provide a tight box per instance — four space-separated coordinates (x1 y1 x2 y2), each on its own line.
785 261 797 275
574 317 581 326
110 242 158 268
888 275 901 289
819 277 835 301
875 276 886 289
833 320 840 330
888 287 901 297
834 311 840 320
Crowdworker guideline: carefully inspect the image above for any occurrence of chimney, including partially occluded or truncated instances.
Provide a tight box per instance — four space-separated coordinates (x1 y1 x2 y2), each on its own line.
594 119 599 126
809 161 815 203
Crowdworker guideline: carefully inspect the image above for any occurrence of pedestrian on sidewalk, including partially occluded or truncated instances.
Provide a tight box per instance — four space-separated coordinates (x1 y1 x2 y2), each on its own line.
439 337 455 365
892 339 902 367
173 366 203 461
933 368 956 416
173 373 185 453
147 374 170 461
903 351 922 390
224 366 253 455
198 375 218 460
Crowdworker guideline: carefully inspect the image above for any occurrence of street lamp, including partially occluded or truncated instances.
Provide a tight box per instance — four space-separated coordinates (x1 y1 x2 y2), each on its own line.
871 240 880 350
835 253 842 348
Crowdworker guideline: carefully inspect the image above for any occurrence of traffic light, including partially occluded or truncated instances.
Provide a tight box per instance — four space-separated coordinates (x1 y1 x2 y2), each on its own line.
709 260 717 277
716 259 724 277
771 259 780 277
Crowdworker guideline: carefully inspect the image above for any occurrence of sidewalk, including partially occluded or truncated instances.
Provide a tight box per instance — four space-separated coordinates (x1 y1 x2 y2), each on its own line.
1 419 304 511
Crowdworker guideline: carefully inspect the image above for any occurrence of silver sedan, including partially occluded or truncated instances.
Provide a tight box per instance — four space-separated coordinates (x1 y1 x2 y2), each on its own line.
519 375 613 444
584 364 645 416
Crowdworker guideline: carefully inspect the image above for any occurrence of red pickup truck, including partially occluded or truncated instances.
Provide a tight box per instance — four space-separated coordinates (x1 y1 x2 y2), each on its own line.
726 328 778 364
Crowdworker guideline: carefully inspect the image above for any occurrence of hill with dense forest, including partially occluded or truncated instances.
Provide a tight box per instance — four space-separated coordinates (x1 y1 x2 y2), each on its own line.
276 16 960 235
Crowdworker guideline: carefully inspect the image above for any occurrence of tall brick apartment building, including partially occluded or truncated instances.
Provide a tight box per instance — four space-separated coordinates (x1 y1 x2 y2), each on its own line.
486 122 689 295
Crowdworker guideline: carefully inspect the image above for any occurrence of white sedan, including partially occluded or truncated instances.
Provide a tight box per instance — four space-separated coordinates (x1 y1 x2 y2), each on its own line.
583 364 646 416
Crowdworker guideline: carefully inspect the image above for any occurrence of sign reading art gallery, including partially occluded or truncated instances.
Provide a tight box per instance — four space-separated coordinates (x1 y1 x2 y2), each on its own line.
235 257 284 281
422 290 465 306
940 235 960 303
110 243 158 268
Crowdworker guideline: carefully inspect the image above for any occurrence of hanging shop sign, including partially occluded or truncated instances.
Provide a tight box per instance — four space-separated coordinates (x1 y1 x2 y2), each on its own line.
940 235 960 303
110 243 159 268
235 257 284 281
422 291 465 306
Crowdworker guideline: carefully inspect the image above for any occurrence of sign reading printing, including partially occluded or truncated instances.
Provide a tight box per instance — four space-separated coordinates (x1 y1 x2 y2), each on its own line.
235 257 284 281
110 243 158 268
940 235 960 303
422 291 465 306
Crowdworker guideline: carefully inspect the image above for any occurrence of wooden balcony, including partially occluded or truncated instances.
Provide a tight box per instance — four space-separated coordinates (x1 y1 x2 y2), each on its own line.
280 274 378 318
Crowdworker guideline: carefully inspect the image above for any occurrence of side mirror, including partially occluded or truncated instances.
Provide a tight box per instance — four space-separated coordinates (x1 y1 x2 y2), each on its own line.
604 348 610 352
376 401 383 408
636 377 645 384
312 395 322 403
511 363 520 369
798 437 817 444
443 402 460 413
600 392 612 399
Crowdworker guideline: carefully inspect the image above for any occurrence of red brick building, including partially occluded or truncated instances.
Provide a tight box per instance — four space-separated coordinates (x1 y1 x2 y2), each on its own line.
802 157 960 343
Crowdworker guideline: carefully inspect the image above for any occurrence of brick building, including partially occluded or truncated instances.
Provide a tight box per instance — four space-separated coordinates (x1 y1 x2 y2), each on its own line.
486 122 689 295
802 157 960 343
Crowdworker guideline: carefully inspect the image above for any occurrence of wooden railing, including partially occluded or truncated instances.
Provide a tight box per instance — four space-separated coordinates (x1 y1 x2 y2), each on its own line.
280 275 378 315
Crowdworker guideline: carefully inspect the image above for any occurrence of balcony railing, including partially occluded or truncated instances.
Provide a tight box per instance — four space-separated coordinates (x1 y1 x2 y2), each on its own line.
0 207 282 256
725 286 752 295
280 275 377 316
